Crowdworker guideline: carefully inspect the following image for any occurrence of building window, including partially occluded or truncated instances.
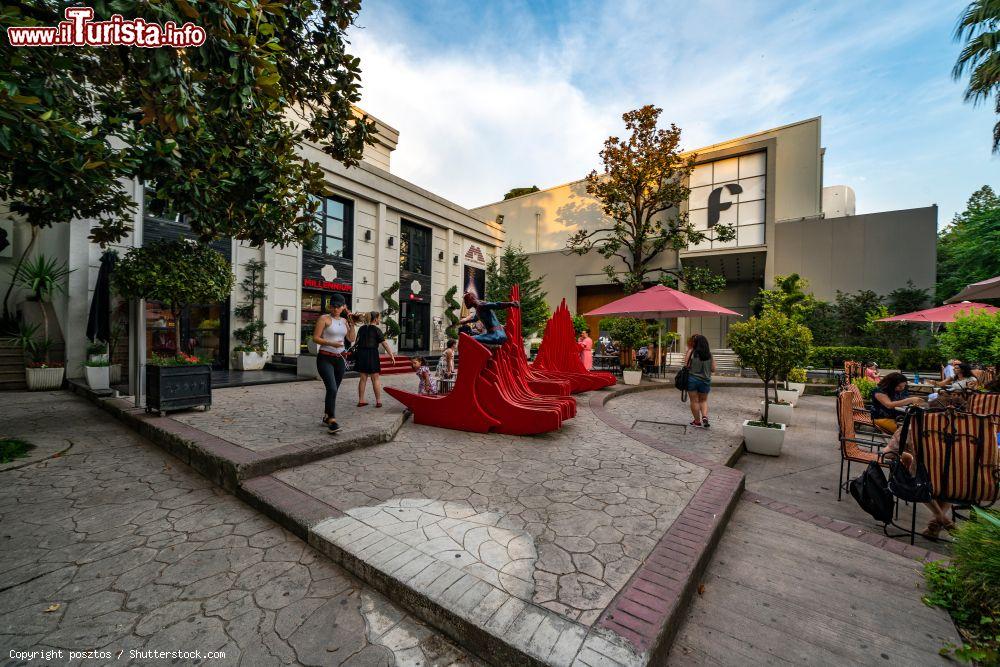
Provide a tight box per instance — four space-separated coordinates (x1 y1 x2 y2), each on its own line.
309 195 353 259
399 220 431 275
687 151 766 250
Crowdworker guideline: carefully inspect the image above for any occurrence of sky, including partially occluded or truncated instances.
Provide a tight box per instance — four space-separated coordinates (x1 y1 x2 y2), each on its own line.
348 0 997 227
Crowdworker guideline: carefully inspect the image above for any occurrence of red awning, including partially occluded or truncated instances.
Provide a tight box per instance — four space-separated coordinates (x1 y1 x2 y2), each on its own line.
876 301 999 323
584 284 741 319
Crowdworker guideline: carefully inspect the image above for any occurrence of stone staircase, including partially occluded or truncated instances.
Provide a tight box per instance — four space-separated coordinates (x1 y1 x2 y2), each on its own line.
663 348 743 374
0 342 26 391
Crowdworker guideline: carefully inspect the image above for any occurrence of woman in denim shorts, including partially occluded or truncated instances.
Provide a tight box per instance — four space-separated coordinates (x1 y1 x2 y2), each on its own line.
685 334 716 428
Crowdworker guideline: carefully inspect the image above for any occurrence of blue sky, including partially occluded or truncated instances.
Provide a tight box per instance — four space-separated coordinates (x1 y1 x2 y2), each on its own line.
349 0 996 226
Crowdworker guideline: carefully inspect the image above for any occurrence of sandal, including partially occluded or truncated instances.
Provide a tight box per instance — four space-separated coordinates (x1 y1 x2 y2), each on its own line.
357 402 368 407
375 402 383 408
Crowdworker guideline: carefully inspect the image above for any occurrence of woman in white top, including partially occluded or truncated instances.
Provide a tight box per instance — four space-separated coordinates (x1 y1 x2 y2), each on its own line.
312 293 356 433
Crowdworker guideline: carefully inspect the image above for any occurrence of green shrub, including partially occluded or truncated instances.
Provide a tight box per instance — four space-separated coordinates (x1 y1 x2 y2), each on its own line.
600 317 650 371
0 438 34 464
937 311 1000 367
787 367 807 383
895 347 943 372
851 377 876 402
807 346 894 368
922 508 1000 664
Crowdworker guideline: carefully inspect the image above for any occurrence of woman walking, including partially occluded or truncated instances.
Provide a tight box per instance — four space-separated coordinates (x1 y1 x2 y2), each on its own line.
312 294 356 433
685 334 716 428
355 312 395 408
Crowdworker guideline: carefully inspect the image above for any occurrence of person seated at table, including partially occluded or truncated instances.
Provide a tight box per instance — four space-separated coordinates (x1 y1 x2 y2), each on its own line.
944 362 978 392
929 359 961 387
870 372 925 434
864 362 880 382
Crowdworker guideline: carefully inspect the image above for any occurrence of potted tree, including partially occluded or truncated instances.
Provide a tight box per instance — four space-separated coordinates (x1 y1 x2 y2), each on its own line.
113 239 233 415
84 358 111 391
728 310 812 454
232 259 267 371
601 316 650 385
86 340 109 363
785 367 807 398
9 255 71 388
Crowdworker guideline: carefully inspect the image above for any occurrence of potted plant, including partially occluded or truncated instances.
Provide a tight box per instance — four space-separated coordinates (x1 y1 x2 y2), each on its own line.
600 316 650 385
232 259 268 371
86 340 109 364
84 358 110 391
113 239 233 413
786 367 807 397
728 310 812 455
10 254 71 373
3 321 65 390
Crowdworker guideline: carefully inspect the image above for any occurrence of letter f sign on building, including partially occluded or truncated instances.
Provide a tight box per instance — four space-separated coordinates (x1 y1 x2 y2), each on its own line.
707 184 743 228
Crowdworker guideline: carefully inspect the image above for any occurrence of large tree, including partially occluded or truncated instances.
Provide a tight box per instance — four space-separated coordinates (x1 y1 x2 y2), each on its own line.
1 0 374 249
485 244 549 335
937 185 1000 304
567 105 734 294
954 1 1000 152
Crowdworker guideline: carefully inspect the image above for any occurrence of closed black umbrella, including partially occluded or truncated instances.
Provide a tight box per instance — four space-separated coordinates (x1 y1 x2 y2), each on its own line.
86 250 117 342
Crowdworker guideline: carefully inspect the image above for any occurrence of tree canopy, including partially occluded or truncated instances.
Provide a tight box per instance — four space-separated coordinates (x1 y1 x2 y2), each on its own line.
936 185 1000 304
953 1 1000 152
567 105 734 294
485 244 549 334
1 1 374 247
503 186 540 200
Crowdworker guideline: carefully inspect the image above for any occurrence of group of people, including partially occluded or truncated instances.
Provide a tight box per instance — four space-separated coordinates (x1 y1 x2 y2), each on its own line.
310 291 515 432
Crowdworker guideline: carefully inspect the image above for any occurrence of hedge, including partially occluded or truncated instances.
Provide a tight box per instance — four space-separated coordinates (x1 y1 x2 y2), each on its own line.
807 346 895 368
895 347 944 372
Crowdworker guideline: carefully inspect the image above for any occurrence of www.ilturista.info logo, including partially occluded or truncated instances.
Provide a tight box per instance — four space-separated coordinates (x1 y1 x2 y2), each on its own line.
6 7 206 48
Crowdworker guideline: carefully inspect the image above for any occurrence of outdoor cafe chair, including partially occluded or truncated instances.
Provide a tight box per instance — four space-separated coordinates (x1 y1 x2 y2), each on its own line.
836 390 888 501
966 391 1000 417
844 382 891 440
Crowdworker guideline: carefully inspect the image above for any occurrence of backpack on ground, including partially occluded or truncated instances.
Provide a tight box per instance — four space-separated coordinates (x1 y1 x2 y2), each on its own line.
849 462 894 524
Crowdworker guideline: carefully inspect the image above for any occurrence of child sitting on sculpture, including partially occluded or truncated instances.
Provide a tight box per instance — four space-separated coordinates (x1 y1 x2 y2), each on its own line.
458 291 520 347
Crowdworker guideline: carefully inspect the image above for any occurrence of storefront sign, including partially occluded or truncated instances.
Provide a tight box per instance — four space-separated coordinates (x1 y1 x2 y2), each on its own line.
688 151 766 250
302 278 352 293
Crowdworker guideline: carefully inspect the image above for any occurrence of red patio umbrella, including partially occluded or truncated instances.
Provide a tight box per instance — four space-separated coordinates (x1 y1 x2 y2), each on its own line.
583 284 740 319
876 301 999 323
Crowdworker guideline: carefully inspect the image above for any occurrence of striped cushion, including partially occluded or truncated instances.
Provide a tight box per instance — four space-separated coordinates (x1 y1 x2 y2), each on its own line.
967 392 1000 417
916 409 1000 505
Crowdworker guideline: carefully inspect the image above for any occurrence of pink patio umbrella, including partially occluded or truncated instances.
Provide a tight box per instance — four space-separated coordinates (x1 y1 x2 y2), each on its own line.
584 284 740 319
876 301 999 324
944 275 1000 304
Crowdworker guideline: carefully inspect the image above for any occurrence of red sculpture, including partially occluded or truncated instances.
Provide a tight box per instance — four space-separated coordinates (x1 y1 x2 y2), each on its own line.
384 285 577 435
531 299 617 393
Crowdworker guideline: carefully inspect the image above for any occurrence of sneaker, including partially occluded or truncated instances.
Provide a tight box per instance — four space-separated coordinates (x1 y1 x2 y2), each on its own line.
327 421 340 433
702 417 710 428
689 419 703 428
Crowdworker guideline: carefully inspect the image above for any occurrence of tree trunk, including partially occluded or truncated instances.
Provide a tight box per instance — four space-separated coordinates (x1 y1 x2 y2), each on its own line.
2 227 38 320
172 305 182 356
763 379 770 424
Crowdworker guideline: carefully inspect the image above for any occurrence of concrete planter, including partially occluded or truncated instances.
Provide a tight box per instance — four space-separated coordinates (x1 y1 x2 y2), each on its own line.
232 351 266 371
761 400 793 425
743 419 786 456
88 353 109 364
85 365 110 391
623 369 642 386
26 366 65 391
776 388 799 406
296 354 320 380
787 382 806 397
147 364 211 416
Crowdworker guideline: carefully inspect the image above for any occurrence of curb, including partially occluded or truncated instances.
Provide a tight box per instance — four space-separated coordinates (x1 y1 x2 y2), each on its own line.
590 388 745 665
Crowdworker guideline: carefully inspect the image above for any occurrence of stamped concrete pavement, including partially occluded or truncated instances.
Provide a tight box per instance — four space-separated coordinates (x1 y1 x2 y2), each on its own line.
0 391 475 666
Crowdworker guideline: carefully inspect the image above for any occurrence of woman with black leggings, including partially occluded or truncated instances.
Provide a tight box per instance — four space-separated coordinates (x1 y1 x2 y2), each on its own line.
312 293 356 433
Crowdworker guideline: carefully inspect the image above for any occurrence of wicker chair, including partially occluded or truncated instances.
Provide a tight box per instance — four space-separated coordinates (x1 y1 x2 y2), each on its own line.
836 390 887 500
844 360 862 382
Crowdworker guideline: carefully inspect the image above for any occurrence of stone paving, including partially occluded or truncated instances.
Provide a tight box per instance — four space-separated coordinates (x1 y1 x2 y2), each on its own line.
603 386 760 466
0 392 475 666
277 398 709 634
171 376 414 453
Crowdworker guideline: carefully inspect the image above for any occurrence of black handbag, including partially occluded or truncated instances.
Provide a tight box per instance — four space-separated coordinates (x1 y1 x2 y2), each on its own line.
886 409 933 503
674 362 690 402
850 462 895 524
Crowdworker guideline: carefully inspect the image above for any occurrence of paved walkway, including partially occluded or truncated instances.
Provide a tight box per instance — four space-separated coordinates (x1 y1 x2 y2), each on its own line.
0 392 473 666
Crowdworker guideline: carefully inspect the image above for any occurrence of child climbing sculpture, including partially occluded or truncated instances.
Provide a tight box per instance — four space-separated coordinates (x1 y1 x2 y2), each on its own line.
458 291 519 347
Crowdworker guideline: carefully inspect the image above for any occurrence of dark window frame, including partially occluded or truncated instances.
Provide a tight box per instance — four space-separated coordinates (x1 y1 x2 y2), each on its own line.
399 219 432 276
310 195 354 260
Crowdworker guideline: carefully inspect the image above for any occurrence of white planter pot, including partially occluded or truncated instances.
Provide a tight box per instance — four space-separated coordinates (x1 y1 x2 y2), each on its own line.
306 339 319 355
26 367 65 391
88 353 109 364
85 365 110 391
232 351 267 371
761 401 793 425
776 388 799 406
743 419 786 456
623 369 642 385
787 382 806 396
109 363 122 385
296 354 320 380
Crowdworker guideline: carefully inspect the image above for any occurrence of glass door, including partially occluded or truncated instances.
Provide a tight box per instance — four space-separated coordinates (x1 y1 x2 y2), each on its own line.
399 301 430 352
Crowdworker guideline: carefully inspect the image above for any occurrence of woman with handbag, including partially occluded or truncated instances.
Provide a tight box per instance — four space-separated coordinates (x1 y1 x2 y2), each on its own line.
311 293 357 433
685 334 716 428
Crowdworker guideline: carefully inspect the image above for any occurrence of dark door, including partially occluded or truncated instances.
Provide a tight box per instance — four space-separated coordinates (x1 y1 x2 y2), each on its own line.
399 301 430 352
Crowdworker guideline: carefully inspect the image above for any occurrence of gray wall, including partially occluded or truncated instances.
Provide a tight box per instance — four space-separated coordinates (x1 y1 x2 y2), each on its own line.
773 206 937 301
